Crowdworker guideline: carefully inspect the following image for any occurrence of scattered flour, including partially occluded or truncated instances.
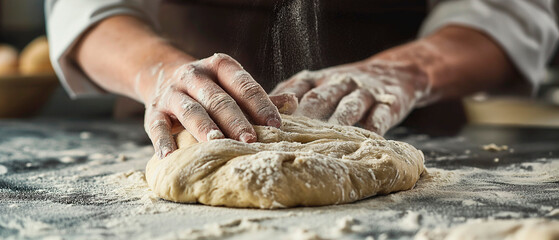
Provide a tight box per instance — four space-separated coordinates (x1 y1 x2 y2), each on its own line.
158 217 273 240
415 218 559 240
482 143 508 152
547 209 559 217
58 156 76 163
290 228 322 240
89 153 114 160
2 119 557 240
0 164 7 175
491 211 524 219
79 132 92 140
333 216 364 235
116 154 127 162
0 218 56 238
461 199 484 207
400 211 421 231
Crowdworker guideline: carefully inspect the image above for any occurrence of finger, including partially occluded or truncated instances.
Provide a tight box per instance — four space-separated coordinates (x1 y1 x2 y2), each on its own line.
167 91 224 142
271 78 314 100
205 53 281 128
294 77 356 120
269 93 298 115
144 111 177 159
362 103 396 135
178 64 257 143
328 89 374 126
270 70 318 99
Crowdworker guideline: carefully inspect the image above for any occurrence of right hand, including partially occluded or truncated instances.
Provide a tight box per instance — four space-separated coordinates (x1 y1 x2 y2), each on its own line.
137 53 295 159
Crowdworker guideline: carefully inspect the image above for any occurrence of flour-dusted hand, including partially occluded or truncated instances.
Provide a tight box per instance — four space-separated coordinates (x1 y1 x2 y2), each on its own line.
138 53 283 159
272 60 432 135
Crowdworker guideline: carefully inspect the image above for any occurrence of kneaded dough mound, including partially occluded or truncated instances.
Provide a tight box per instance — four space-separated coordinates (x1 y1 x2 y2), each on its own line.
146 115 425 208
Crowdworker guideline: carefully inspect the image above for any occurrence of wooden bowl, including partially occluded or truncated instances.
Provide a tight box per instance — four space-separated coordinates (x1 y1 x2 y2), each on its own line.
0 74 59 118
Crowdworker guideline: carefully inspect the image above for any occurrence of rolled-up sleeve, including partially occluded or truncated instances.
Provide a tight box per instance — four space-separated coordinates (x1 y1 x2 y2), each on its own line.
45 0 161 98
420 0 559 94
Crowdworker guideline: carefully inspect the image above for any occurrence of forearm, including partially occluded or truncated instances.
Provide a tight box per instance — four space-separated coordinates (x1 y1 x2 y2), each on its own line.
74 15 194 102
369 25 519 103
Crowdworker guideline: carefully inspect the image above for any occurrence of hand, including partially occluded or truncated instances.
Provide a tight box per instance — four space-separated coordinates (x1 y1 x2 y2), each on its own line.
138 53 292 159
271 60 432 135
76 15 516 143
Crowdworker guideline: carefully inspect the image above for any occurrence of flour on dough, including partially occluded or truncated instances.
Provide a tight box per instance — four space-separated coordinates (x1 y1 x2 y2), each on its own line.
146 115 425 208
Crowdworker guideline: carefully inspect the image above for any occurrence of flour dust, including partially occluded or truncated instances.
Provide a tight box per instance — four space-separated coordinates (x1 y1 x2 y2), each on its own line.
266 0 323 84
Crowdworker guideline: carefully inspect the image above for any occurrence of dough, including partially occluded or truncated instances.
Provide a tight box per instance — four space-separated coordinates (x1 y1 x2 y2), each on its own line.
0 44 18 76
19 36 55 75
146 115 425 208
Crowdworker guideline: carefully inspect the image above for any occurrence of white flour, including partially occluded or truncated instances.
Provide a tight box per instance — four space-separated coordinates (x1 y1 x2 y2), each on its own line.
91 160 558 239
1 121 558 239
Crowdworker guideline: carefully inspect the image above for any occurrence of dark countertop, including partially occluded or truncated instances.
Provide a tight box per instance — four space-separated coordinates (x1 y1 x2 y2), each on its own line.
0 119 558 239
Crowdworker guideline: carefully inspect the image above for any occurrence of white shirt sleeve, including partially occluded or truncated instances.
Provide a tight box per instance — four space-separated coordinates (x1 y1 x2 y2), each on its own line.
420 0 559 95
45 0 161 99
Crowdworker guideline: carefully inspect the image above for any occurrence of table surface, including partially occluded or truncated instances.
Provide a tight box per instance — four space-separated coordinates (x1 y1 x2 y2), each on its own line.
1 119 558 239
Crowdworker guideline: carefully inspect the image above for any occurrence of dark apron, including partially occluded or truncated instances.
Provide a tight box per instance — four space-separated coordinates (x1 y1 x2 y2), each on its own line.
156 0 466 134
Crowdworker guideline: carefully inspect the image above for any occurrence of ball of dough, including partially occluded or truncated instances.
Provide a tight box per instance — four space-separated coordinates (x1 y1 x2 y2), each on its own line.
146 115 425 209
0 44 19 76
19 36 55 75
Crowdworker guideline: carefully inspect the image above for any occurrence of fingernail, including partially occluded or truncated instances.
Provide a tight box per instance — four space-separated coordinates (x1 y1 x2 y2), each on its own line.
239 132 256 143
266 117 281 128
159 146 172 159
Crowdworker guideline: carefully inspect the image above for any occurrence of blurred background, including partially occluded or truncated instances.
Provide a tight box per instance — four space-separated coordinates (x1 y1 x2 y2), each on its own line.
1 0 559 126
0 0 115 119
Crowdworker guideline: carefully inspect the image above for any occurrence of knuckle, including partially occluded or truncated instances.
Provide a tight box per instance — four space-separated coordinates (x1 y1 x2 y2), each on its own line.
212 53 232 60
345 91 367 103
168 83 181 92
296 70 320 81
207 93 236 113
238 81 263 100
233 70 252 82
145 119 168 136
210 53 236 68
179 63 203 82
296 70 312 78
302 88 323 101
197 122 217 135
287 78 305 86
179 101 205 119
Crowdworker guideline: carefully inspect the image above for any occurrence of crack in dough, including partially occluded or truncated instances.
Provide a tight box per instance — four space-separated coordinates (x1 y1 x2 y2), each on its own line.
146 115 425 208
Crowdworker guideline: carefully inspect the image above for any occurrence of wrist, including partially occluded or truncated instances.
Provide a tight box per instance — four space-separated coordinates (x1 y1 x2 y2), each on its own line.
403 26 515 102
362 44 438 106
134 41 196 104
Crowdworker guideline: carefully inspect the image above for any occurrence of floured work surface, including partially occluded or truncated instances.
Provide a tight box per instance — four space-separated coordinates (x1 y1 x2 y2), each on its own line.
0 119 558 239
146 115 425 208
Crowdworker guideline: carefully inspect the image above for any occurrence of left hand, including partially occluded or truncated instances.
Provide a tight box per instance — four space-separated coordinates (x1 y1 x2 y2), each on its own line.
271 60 432 135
